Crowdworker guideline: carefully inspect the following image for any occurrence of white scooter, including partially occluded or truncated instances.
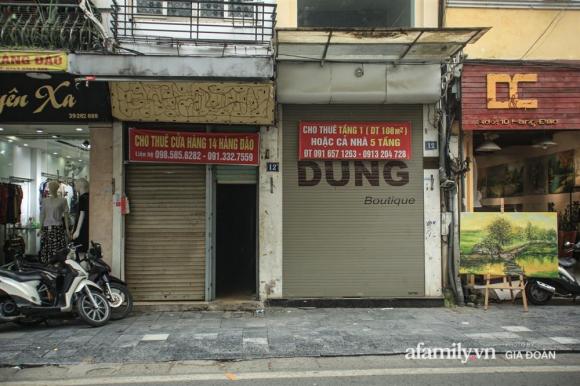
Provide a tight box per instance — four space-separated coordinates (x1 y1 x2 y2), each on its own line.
0 244 111 327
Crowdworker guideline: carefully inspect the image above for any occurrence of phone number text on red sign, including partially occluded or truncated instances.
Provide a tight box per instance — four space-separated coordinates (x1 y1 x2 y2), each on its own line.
129 128 259 166
298 121 412 161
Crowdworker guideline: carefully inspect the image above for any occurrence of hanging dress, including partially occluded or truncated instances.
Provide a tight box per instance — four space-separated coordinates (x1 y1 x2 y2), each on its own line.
39 196 69 264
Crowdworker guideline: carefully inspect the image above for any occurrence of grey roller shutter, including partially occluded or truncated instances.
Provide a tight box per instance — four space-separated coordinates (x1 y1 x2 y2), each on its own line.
282 105 424 297
125 164 206 301
215 165 258 184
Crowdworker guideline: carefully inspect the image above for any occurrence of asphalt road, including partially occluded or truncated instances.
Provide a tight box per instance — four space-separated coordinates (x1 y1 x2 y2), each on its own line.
2 354 580 386
99 373 580 386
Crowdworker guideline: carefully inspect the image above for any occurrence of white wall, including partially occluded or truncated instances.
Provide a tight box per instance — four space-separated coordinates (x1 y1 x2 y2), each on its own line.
258 122 283 300
423 104 442 297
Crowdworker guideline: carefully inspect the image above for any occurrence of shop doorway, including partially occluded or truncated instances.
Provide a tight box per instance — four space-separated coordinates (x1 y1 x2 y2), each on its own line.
0 125 91 264
215 184 257 299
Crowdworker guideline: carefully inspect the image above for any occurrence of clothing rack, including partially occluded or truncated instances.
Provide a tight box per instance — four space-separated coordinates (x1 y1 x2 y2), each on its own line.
0 176 33 184
41 172 75 184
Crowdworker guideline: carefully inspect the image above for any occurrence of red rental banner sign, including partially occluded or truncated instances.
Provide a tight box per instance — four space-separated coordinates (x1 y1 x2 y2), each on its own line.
298 121 412 161
128 128 259 166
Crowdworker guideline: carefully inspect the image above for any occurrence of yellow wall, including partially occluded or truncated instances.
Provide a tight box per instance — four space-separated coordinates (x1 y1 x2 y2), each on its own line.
276 0 438 29
277 0 297 28
445 8 580 60
415 0 438 28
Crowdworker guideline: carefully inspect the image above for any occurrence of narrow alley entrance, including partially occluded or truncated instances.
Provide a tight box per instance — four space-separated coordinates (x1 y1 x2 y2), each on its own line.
216 184 257 300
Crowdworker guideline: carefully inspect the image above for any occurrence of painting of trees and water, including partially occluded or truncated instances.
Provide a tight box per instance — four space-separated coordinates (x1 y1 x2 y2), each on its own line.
460 213 559 278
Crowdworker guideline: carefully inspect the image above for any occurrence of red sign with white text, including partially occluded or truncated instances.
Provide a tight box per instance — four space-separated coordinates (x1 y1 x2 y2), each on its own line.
299 121 411 161
129 128 259 165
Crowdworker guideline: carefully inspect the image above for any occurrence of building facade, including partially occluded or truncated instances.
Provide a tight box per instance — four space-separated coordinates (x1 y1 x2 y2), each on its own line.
268 0 485 301
2 1 520 305
0 0 277 304
445 1 580 267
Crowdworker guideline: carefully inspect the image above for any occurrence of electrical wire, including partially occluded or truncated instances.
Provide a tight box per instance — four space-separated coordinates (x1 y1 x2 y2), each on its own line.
520 9 564 59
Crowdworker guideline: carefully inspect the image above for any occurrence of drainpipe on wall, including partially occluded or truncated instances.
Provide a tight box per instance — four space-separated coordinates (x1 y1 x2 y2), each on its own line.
438 0 446 28
439 60 465 306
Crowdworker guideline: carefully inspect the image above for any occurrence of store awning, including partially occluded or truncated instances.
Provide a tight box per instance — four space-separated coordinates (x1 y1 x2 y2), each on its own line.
276 27 489 63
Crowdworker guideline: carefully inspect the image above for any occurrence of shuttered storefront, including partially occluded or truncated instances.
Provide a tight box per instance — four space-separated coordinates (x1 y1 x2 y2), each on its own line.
125 164 206 301
282 105 425 297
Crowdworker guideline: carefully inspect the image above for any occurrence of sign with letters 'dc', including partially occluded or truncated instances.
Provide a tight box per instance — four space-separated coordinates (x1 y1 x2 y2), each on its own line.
299 121 412 161
129 128 259 166
462 63 580 130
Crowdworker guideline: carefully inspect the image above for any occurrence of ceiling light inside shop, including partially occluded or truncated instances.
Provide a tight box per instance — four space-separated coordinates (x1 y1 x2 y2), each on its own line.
532 135 557 150
23 144 28 147
53 152 58 155
476 133 501 152
78 159 82 162
7 136 17 141
0 128 4 131
0 150 4 155
75 128 83 132
35 129 44 133
26 72 52 80
66 156 71 159
52 135 60 139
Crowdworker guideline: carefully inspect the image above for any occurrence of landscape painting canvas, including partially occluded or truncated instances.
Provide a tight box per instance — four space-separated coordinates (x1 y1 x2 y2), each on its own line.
486 165 506 198
575 148 580 187
504 162 524 197
548 150 575 194
525 156 547 195
460 212 559 278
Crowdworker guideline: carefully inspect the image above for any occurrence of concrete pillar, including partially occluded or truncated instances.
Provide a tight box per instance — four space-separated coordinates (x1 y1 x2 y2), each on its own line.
89 126 114 266
258 123 283 300
111 120 125 279
423 104 443 297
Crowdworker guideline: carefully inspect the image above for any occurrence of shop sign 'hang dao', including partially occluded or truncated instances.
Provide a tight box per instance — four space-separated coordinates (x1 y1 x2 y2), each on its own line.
461 63 580 130
129 128 259 166
0 51 67 72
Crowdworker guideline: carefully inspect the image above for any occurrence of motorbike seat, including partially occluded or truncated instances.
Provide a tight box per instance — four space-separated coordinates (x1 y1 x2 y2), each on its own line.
20 262 62 276
0 269 43 282
48 249 69 265
558 257 576 268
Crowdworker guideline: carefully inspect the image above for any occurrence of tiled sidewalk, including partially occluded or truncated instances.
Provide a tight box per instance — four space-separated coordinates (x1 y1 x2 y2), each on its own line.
0 305 579 366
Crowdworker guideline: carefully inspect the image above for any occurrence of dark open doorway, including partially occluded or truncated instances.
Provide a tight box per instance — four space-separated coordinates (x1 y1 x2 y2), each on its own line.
216 184 257 299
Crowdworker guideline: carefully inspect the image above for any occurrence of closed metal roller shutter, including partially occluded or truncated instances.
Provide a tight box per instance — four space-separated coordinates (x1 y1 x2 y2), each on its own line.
216 165 258 184
125 164 206 301
282 105 424 297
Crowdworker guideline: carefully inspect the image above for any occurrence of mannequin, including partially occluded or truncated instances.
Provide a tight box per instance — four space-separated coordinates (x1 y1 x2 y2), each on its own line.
39 181 69 264
72 178 89 253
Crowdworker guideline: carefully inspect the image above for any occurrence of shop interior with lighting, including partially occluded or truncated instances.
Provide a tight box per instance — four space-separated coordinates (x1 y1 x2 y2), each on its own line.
464 129 580 249
0 125 90 263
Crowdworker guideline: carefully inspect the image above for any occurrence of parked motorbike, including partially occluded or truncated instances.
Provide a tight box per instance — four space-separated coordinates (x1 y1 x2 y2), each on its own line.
78 241 133 320
526 241 580 305
0 244 111 327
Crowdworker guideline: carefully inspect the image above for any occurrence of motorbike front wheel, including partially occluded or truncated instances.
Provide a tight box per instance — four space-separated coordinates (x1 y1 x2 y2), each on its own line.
107 282 133 320
526 281 553 305
76 290 111 327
